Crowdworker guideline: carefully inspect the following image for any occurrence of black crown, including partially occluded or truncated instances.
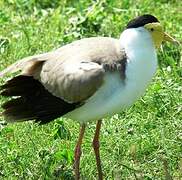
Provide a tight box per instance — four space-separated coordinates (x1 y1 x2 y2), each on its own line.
126 14 159 29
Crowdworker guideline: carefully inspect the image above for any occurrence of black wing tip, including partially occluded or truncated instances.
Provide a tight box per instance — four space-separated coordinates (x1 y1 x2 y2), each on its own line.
1 75 80 124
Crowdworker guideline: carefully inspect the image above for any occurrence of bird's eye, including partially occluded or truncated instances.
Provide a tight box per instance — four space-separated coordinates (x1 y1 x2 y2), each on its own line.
150 28 154 32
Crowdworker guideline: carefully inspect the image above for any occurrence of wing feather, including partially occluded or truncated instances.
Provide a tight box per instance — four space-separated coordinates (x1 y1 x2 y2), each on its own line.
1 37 127 104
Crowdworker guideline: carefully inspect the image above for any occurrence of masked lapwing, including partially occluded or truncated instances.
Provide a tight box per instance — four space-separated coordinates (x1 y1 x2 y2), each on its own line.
0 14 178 179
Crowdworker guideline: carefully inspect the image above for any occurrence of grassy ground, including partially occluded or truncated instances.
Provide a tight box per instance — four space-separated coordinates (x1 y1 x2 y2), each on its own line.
0 0 181 179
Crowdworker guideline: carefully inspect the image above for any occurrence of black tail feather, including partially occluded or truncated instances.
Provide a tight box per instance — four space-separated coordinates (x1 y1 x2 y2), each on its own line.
0 75 79 124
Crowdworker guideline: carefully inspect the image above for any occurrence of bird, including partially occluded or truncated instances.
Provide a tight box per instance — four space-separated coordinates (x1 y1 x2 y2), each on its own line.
0 14 178 179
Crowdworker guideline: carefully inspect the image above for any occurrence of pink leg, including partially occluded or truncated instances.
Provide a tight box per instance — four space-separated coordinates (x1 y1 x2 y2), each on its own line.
74 124 86 180
92 120 103 180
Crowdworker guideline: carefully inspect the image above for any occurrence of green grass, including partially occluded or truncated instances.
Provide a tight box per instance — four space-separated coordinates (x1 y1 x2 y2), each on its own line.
0 0 181 179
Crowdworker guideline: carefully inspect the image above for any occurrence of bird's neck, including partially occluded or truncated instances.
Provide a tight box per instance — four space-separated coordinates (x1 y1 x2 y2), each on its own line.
119 28 157 65
120 27 156 53
120 27 157 84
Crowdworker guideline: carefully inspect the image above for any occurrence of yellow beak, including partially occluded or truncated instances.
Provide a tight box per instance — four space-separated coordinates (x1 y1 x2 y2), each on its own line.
163 32 180 45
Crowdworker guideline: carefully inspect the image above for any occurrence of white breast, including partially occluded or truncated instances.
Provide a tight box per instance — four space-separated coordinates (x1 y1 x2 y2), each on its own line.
65 28 157 123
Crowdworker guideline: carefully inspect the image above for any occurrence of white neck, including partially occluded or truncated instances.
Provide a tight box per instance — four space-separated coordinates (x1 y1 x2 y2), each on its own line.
120 27 155 51
119 27 158 95
119 27 157 66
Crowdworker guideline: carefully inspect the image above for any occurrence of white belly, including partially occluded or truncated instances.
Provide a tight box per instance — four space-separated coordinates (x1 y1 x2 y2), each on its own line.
65 55 157 123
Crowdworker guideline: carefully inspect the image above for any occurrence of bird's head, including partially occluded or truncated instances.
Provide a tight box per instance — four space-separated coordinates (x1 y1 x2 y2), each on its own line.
126 14 179 48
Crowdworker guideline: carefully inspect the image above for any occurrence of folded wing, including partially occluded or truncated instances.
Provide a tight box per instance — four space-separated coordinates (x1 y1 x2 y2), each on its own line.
0 37 126 123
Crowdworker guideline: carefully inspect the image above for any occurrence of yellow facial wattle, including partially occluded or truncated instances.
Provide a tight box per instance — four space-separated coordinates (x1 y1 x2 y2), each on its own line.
144 22 179 48
144 22 164 48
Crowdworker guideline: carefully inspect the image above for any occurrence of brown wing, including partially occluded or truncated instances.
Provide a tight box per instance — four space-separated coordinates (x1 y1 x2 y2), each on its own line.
40 60 105 103
0 37 126 103
39 37 126 103
0 52 51 77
